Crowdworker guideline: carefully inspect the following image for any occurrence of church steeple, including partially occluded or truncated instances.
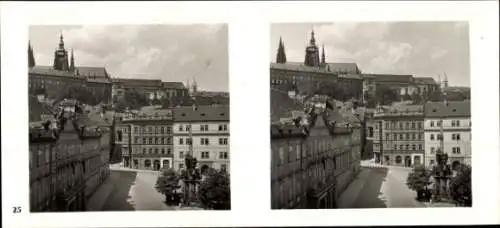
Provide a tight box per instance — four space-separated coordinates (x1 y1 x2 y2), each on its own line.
53 33 70 71
321 44 326 66
304 30 320 67
276 36 287 64
28 41 36 68
59 33 65 50
70 49 75 72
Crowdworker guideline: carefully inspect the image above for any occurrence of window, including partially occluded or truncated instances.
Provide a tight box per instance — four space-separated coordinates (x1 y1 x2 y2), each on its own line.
219 152 228 159
201 138 209 145
400 134 404 140
220 164 227 172
200 124 209 131
201 152 210 159
399 122 403 129
135 137 139 144
186 138 192 145
412 144 416 150
406 133 410 140
117 130 123 142
405 144 409 150
279 147 284 165
179 163 184 169
161 138 164 144
161 148 165 154
179 125 184 131
385 123 389 129
368 127 374 137
451 120 456 127
405 122 410 129
179 151 184 158
418 122 422 129
186 125 191 131
155 126 158 133
437 121 441 127
399 145 403 150
143 138 147 144
143 148 147 154
219 138 228 145
179 138 184 145
394 144 397 150
167 127 172 134
134 126 138 133
437 134 443 140
431 147 435 154
385 133 390 140
452 147 461 154
411 122 416 129
167 148 172 155
148 126 152 132
411 133 416 140
155 148 158 154
419 144 423 150
155 138 158 144
430 121 434 127
160 127 165 133
296 145 301 160
430 134 435 140
149 138 153 144
456 120 460 127
393 133 397 140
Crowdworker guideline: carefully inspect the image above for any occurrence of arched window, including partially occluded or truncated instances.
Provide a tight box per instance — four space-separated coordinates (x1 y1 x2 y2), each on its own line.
395 156 402 164
144 159 151 168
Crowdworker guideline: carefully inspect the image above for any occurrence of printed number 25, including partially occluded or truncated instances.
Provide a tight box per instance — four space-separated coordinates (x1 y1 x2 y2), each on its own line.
13 206 22 213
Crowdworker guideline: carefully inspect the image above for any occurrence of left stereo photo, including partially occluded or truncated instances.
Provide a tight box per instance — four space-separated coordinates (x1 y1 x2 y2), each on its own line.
28 24 231 212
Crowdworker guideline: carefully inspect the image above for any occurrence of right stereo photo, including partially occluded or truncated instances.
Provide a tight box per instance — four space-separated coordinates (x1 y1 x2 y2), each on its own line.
270 22 471 209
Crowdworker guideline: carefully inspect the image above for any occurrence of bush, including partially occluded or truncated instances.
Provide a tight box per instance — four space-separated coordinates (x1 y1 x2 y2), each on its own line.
155 168 181 205
198 168 230 210
449 164 472 206
406 165 432 201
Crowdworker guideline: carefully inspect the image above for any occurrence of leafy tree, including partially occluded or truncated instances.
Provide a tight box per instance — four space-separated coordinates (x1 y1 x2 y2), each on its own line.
198 168 230 210
406 165 432 201
375 85 401 105
155 168 182 205
449 164 472 207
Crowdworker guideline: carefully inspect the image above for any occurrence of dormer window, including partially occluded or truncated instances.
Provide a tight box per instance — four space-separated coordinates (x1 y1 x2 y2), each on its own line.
181 113 186 116
200 113 206 116
220 113 225 116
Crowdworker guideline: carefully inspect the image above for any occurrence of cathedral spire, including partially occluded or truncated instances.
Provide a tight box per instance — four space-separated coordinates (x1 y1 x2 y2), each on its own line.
310 29 316 46
59 33 65 50
304 30 320 67
70 49 75 72
28 41 35 68
276 36 287 64
321 44 326 65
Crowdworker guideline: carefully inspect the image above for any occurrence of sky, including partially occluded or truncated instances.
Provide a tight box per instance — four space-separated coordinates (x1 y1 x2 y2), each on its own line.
29 24 229 92
270 22 470 87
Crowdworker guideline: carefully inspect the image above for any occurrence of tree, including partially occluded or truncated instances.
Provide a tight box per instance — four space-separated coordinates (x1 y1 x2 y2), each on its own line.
375 85 400 105
155 168 182 206
449 164 472 207
198 168 231 210
406 165 432 201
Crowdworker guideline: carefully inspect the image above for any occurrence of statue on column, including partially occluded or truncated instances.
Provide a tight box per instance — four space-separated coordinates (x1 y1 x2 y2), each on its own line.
431 152 452 202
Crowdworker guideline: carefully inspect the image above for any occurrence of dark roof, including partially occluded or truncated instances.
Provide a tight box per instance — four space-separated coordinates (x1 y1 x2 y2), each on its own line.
270 62 337 75
272 83 297 93
415 77 437 85
424 101 471 118
112 78 162 87
270 88 303 123
162 82 185 89
270 123 306 139
325 62 360 74
87 77 112 84
77 66 109 78
29 66 82 78
363 74 414 83
173 105 229 122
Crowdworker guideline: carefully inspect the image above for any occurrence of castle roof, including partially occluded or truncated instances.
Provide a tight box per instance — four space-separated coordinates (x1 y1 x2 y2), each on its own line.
112 78 162 87
363 73 414 83
29 66 83 79
77 66 109 78
424 101 471 118
173 105 229 122
162 82 186 89
414 77 437 85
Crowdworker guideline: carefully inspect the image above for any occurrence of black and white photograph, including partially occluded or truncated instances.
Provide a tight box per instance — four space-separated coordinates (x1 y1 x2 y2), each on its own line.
28 24 231 212
270 22 472 209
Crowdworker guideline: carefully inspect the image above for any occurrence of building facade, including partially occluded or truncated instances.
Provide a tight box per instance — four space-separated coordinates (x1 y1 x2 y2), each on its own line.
373 104 425 167
270 106 362 209
423 101 471 169
117 108 174 170
29 112 111 212
112 78 188 103
173 105 230 172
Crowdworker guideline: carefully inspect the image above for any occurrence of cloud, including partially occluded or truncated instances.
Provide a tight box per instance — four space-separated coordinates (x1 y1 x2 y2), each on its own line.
29 24 229 91
271 22 470 86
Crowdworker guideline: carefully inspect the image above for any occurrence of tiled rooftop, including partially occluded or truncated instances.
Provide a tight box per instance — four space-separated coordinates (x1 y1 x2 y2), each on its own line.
173 105 230 122
424 101 471 118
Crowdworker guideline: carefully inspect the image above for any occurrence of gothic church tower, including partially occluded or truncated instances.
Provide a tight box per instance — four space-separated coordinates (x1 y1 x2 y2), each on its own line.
304 30 320 67
53 34 70 71
276 36 287 64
